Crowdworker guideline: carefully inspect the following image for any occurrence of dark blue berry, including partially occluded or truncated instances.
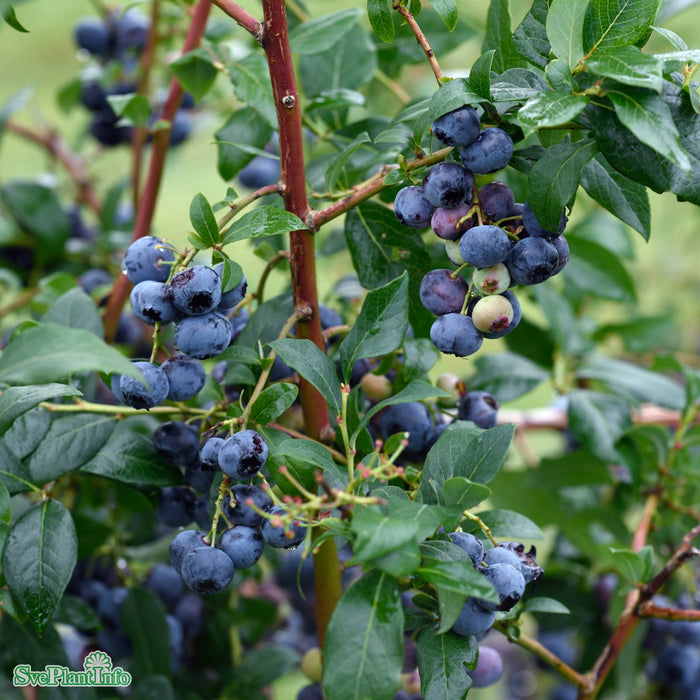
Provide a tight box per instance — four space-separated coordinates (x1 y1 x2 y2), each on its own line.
431 204 474 241
379 402 434 457
74 17 111 56
551 235 569 276
130 280 179 325
262 505 307 548
114 9 150 55
214 264 248 309
507 237 559 285
153 421 200 466
144 563 184 610
238 156 281 188
78 268 112 295
168 110 191 146
479 181 515 222
157 487 197 528
452 597 496 637
174 312 232 359
430 313 483 357
431 105 481 147
173 592 205 638
422 162 473 209
394 186 435 229
181 546 235 595
522 201 567 240
218 526 264 569
467 645 504 688
200 437 225 470
160 356 207 401
460 127 514 174
171 265 222 316
458 224 511 268
458 390 499 429
223 484 273 527
122 236 174 284
89 109 132 147
119 361 170 409
169 529 208 572
218 430 268 481
448 531 484 568
476 562 525 612
419 269 469 316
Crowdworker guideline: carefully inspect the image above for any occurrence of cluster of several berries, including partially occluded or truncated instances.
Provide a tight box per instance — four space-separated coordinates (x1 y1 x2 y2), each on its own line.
393 104 569 358
74 10 192 147
112 234 246 409
167 428 308 595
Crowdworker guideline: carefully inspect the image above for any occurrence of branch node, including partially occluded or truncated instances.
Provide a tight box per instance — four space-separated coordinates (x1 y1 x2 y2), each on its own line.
282 94 296 109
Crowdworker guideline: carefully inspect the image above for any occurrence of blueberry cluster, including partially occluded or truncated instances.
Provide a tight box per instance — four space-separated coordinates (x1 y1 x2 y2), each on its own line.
394 104 569 358
112 235 247 409
74 10 192 147
166 429 308 595
449 533 543 639
63 560 203 671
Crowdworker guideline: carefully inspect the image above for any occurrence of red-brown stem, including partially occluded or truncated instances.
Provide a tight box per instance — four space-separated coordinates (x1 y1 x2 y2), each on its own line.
395 5 444 84
261 0 341 649
4 121 101 215
624 492 661 610
209 0 263 39
638 604 700 621
103 0 212 340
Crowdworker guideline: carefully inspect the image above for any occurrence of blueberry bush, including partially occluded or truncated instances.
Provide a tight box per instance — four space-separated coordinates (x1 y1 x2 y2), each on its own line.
1 1 700 699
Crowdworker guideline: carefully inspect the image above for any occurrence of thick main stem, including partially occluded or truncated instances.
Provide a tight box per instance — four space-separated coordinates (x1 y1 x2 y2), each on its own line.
261 0 341 649
103 0 212 340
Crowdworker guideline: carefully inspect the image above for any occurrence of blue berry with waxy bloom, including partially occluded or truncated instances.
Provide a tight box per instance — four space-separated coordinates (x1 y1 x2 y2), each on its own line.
507 236 559 285
467 645 504 688
430 313 483 358
379 402 434 457
119 361 170 409
114 8 151 55
214 263 248 309
130 280 179 325
180 546 235 595
458 224 511 268
458 390 499 429
170 265 222 316
74 17 112 56
475 562 526 612
431 105 481 147
483 545 522 569
218 526 264 569
122 235 175 284
89 109 132 147
144 563 184 610
160 356 207 401
419 269 469 316
393 185 435 229
479 181 515 222
156 486 197 528
452 596 497 637
169 529 208 572
551 234 570 276
199 436 225 470
262 505 307 548
223 483 273 527
218 429 269 481
174 312 232 359
174 592 205 638
460 127 514 174
522 201 567 240
422 162 473 209
449 531 484 569
498 541 544 583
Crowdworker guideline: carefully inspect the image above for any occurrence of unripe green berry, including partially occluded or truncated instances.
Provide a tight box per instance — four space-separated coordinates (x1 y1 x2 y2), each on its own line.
472 295 514 334
445 238 465 266
360 372 392 401
301 647 323 683
436 372 462 407
472 263 510 295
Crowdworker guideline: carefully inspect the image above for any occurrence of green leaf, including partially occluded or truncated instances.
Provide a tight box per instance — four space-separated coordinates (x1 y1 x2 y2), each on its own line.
609 546 653 583
442 477 492 509
222 206 305 245
583 0 658 54
228 53 277 129
350 380 451 445
585 46 662 91
517 92 590 133
323 570 403 700
249 383 298 425
0 440 33 494
475 509 544 539
189 193 220 247
0 384 81 436
417 560 498 601
214 110 273 180
523 597 571 614
289 8 363 55
469 50 495 100
106 93 150 127
490 67 548 102
235 292 294 349
593 315 676 353
512 0 551 68
0 324 142 385
26 414 116 484
576 355 685 410
170 47 218 103
80 423 181 487
609 91 690 171
482 0 527 72
417 629 476 700
53 593 101 630
419 424 515 503
3 499 77 634
3 4 28 32
42 287 104 337
546 0 589 68
306 89 366 112
429 78 482 121
566 235 637 302
526 137 599 232
120 589 171 681
325 132 372 192
132 677 175 700
343 202 433 337
580 154 651 239
0 481 10 523
469 352 549 401
268 338 342 416
0 181 69 264
368 0 394 43
226 646 300 696
431 0 458 32
568 390 632 462
339 273 409 383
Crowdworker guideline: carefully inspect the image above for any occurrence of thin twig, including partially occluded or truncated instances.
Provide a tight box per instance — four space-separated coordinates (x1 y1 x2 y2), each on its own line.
395 5 445 85
208 0 263 41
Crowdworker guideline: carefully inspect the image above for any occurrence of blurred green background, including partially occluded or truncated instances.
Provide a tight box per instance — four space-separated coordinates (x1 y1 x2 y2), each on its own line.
2 2 700 698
